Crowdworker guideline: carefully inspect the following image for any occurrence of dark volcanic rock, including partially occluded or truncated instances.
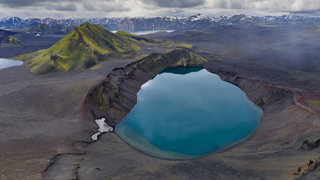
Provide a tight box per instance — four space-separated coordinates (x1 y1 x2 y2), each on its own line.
296 158 320 179
301 139 320 150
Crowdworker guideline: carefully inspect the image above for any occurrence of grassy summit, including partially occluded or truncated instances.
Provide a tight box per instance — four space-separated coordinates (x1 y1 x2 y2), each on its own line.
16 23 141 74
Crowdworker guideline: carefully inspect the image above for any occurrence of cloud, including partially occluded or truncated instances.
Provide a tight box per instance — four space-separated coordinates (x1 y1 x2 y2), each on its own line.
48 3 77 11
0 0 40 7
141 0 207 8
289 9 320 15
82 0 130 12
206 0 320 12
0 0 320 18
0 0 72 7
82 2 98 11
103 6 130 12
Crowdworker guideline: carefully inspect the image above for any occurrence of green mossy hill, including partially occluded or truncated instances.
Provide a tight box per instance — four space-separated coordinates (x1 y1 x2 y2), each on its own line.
16 23 141 74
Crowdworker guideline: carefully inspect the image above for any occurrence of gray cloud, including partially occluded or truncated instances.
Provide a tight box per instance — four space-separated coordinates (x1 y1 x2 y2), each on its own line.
47 3 77 11
289 9 320 15
0 0 320 18
82 0 130 12
0 0 74 7
207 0 320 12
142 0 207 8
103 6 130 12
0 0 43 7
82 3 98 11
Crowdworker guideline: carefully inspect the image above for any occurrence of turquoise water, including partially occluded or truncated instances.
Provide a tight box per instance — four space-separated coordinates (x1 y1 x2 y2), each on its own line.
115 67 263 159
0 58 23 70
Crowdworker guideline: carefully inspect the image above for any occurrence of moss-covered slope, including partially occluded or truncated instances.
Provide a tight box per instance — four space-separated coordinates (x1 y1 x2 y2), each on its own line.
16 23 141 74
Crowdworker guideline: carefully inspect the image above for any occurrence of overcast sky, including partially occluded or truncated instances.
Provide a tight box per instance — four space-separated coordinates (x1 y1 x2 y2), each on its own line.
0 0 319 19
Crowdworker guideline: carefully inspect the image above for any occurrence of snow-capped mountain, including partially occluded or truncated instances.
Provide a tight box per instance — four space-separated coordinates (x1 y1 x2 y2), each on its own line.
1 14 320 31
0 17 23 27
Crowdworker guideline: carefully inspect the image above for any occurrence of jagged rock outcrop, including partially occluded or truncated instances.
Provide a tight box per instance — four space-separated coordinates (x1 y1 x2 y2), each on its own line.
295 158 320 179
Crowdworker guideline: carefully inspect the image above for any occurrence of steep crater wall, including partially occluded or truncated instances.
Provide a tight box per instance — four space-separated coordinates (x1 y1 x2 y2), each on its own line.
204 65 317 151
85 49 316 152
85 49 207 126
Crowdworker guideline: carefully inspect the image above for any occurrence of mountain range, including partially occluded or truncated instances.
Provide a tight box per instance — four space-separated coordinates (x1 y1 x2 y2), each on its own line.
1 14 320 32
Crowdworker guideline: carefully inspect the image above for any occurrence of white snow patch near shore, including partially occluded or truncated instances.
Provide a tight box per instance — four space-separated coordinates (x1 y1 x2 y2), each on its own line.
91 118 113 141
91 132 101 141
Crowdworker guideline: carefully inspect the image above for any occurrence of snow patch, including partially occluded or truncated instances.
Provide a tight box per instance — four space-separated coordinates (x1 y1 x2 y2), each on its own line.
91 118 113 141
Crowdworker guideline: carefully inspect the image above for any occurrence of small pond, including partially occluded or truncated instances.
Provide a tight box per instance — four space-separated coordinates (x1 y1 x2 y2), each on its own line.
0 58 23 70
